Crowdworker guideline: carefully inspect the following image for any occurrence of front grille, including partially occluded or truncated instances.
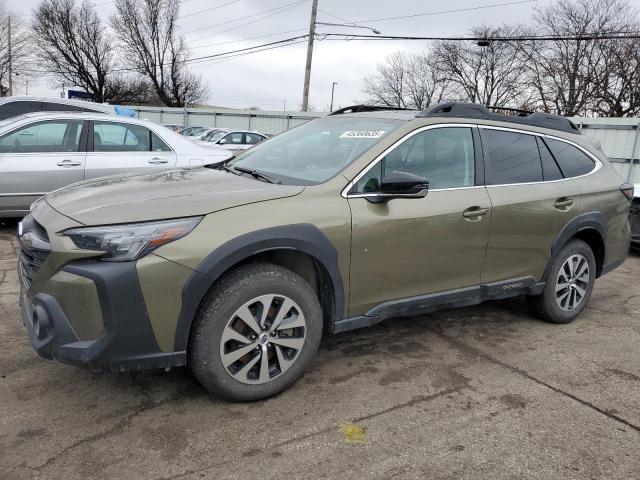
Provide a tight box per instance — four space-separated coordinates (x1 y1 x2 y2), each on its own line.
18 215 51 289
631 199 640 241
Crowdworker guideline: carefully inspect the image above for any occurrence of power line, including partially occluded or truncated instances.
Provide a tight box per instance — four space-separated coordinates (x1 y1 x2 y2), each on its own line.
317 31 640 42
353 0 537 23
177 0 243 20
190 28 309 49
183 0 308 35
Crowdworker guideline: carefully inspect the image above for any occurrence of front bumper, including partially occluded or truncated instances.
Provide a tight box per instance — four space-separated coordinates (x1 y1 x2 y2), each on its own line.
20 260 186 372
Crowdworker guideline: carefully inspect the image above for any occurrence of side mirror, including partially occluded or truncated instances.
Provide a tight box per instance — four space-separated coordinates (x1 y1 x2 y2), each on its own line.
218 138 227 144
367 171 429 204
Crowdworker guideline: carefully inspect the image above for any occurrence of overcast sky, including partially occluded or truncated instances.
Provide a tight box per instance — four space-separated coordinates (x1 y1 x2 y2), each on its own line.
6 0 637 111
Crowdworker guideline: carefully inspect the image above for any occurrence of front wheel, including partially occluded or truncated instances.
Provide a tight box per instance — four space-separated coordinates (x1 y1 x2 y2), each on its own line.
527 239 596 324
189 263 323 402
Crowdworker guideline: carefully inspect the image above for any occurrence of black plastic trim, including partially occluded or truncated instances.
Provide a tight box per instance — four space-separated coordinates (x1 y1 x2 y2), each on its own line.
51 261 186 371
542 211 608 281
472 126 485 186
418 102 581 135
331 277 544 333
173 224 345 351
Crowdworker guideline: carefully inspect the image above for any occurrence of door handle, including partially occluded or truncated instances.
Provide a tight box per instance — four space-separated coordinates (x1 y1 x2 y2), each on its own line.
463 207 490 219
148 157 168 164
555 198 574 209
56 159 82 167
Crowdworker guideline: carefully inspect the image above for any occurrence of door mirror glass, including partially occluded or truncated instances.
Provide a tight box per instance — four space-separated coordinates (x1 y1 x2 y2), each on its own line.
218 138 227 144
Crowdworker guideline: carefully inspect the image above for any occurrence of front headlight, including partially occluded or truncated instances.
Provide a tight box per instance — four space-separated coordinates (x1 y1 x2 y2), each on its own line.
65 217 202 262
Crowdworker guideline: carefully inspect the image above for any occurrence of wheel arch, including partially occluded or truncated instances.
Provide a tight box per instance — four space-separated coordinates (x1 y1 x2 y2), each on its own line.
543 211 607 282
172 224 345 352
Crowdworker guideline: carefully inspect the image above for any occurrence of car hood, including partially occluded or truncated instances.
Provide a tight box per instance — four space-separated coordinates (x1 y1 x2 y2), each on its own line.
45 168 305 226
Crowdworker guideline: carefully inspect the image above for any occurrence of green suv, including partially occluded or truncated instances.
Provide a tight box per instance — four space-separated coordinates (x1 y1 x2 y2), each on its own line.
18 102 632 401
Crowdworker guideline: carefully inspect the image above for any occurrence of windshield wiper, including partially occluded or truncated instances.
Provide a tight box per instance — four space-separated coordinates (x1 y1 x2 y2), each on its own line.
230 165 281 184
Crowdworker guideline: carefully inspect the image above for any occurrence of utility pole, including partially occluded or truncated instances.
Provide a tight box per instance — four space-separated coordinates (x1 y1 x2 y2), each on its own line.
301 0 318 112
7 16 12 97
330 82 338 111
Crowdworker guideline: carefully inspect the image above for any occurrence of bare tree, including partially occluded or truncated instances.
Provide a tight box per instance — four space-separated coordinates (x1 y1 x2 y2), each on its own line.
111 0 207 107
431 25 532 108
524 0 633 116
33 0 115 102
592 35 640 116
0 7 33 96
362 51 452 109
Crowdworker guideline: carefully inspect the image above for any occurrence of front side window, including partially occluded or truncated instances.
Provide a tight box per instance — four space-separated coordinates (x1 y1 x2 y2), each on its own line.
483 129 543 185
229 116 404 184
0 120 83 153
546 138 595 178
93 122 170 152
222 132 243 145
351 127 475 194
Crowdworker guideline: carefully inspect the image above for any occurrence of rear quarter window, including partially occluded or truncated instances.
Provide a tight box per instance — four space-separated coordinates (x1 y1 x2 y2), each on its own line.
546 138 595 178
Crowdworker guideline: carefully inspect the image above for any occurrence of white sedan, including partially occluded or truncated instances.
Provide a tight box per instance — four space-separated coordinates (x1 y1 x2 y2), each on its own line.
0 112 232 217
196 128 267 154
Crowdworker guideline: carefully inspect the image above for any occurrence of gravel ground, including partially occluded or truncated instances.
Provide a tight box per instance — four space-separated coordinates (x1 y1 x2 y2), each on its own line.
1 218 639 480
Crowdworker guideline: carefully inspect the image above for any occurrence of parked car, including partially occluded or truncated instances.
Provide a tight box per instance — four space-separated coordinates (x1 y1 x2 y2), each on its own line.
0 112 232 217
179 126 207 138
163 124 184 132
631 184 640 248
0 96 118 121
196 128 267 153
18 102 632 402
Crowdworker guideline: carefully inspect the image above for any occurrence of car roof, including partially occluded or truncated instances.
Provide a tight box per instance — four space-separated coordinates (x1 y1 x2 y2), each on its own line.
0 95 115 113
0 111 147 124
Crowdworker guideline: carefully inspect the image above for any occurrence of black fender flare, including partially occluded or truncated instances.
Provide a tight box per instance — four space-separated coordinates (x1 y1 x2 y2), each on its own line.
541 211 607 282
173 224 345 351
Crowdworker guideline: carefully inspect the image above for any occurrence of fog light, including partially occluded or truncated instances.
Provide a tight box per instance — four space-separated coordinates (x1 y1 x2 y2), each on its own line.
32 304 50 339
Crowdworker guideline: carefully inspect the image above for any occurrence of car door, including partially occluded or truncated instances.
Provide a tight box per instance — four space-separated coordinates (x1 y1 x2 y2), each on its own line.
479 127 583 284
0 119 87 215
347 125 492 316
84 120 177 179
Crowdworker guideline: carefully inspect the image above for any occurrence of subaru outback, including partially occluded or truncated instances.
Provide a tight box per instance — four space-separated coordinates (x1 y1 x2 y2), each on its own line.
18 102 632 402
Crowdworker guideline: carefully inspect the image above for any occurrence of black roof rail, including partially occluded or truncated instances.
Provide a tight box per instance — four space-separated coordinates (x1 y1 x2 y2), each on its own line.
329 104 416 116
418 101 580 135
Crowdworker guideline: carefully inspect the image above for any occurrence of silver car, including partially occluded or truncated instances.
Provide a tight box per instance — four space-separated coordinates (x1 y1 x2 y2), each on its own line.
0 112 233 217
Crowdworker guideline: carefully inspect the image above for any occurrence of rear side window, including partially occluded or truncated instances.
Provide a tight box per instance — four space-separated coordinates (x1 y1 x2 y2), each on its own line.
93 121 172 152
0 101 42 120
546 138 595 178
483 129 542 185
537 137 563 181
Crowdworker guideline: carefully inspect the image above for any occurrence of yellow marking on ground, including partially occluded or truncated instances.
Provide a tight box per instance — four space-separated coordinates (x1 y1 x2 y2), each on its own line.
339 422 366 443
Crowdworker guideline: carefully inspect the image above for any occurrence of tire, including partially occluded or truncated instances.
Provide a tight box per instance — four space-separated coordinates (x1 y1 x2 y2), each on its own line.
527 239 596 324
189 263 323 402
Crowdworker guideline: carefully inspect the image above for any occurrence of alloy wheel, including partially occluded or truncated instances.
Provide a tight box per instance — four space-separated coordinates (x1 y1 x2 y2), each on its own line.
555 254 589 312
219 294 306 385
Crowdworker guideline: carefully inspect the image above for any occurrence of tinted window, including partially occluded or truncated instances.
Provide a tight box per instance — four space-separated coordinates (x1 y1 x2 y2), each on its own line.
483 130 542 185
42 102 99 113
0 101 42 120
94 122 154 152
245 133 264 145
546 138 595 178
537 137 563 181
222 132 244 145
352 127 475 193
0 120 83 153
151 132 171 152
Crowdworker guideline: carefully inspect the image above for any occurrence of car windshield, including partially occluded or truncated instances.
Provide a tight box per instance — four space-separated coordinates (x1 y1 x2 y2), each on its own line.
203 131 226 142
228 116 404 184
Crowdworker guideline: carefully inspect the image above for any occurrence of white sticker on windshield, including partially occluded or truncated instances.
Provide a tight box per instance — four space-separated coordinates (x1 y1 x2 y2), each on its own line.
340 130 386 139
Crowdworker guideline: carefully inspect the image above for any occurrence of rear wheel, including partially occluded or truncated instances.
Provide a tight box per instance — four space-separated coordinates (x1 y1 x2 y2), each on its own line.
528 239 596 324
189 263 323 402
